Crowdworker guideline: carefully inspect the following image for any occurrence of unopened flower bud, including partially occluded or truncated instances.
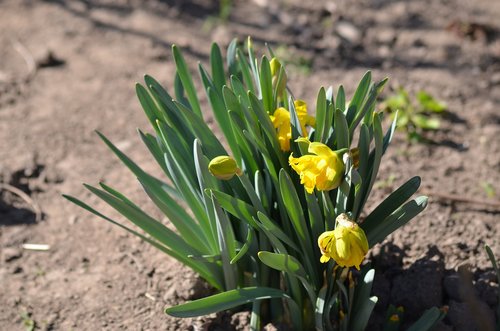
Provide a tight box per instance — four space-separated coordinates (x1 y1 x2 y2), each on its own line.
208 156 241 180
270 58 287 99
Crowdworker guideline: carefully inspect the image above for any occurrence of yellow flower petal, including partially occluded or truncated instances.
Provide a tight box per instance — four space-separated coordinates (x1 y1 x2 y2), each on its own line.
269 101 315 152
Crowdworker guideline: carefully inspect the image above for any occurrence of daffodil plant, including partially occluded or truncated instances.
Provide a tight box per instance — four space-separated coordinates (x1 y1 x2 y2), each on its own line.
65 38 441 330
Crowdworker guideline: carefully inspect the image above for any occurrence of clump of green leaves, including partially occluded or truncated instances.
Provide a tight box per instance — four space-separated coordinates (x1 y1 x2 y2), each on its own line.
66 38 433 330
382 88 447 142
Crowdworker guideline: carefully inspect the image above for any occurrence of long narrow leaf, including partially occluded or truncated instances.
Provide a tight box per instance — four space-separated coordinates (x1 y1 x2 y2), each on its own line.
172 45 202 116
63 194 223 289
165 287 302 328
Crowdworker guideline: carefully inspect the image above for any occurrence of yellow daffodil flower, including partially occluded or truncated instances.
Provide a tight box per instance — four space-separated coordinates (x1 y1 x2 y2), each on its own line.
270 107 292 151
270 100 315 152
294 100 316 135
208 156 242 180
288 138 345 193
317 213 369 270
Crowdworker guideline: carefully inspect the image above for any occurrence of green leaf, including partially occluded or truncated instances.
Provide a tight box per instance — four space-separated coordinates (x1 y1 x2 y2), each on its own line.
315 87 327 142
227 38 239 77
172 45 202 116
136 83 162 130
345 71 371 126
337 85 346 112
63 194 224 290
210 43 226 92
407 307 446 331
211 189 259 229
212 195 237 290
258 251 318 312
138 131 172 182
362 176 421 234
205 85 242 161
352 115 384 219
367 196 428 246
259 56 274 114
278 170 317 283
350 297 378 331
413 114 440 130
305 192 324 245
237 48 255 93
335 108 350 149
230 225 254 264
350 269 376 331
171 100 227 158
165 286 302 328
279 170 312 248
258 251 307 278
257 212 299 252
416 91 446 113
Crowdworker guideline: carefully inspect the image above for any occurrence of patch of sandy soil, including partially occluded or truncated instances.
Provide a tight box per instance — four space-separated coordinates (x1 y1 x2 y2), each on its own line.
1 0 499 330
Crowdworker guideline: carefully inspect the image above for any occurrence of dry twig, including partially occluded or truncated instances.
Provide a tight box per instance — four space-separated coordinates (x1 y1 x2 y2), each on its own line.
422 190 500 210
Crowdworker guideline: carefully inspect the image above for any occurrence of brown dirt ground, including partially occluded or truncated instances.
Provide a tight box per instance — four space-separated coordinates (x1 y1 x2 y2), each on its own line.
1 0 499 330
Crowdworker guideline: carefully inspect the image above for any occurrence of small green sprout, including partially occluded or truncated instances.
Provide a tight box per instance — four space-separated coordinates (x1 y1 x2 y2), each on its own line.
481 181 496 198
382 88 447 142
20 311 36 331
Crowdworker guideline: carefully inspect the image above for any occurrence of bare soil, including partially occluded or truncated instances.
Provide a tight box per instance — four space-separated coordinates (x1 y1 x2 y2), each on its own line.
1 0 499 330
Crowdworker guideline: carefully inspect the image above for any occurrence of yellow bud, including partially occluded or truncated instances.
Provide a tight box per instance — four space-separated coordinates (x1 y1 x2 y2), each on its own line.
270 57 287 99
389 314 399 322
270 58 282 77
208 156 241 180
317 213 369 269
